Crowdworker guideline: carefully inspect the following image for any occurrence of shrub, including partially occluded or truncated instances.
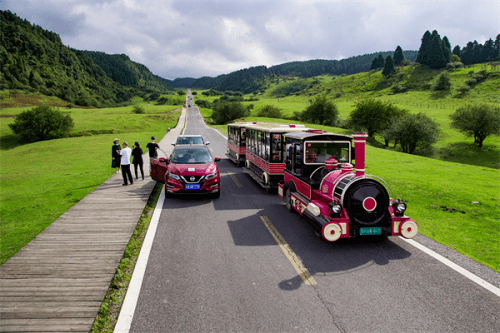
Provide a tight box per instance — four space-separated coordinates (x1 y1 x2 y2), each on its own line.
132 105 145 114
386 113 440 154
8 105 74 143
432 72 451 91
257 105 283 118
297 95 339 126
211 101 250 124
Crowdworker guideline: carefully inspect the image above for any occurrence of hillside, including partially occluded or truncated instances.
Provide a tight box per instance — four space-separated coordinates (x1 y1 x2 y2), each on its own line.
0 10 171 108
79 51 171 93
182 51 418 93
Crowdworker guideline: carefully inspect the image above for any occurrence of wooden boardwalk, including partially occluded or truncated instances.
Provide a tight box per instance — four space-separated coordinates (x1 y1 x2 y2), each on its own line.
0 109 185 332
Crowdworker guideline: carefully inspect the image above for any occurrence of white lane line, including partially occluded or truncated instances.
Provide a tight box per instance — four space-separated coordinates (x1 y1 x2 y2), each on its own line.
400 237 500 297
114 186 165 333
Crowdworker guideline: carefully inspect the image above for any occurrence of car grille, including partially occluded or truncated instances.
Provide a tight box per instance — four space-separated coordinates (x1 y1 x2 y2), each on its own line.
180 175 204 183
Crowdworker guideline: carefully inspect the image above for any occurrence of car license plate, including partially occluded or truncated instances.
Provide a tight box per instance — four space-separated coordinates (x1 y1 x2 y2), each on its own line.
185 184 200 190
360 227 382 236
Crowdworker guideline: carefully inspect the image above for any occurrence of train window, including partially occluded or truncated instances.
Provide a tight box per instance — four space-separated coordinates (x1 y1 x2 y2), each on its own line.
264 133 270 160
241 128 246 147
271 134 282 162
305 141 351 164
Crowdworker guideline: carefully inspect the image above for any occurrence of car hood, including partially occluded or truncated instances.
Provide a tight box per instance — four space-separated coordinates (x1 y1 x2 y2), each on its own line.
169 163 217 175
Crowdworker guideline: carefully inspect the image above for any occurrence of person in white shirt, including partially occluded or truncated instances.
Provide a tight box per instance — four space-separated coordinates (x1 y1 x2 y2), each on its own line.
120 142 133 186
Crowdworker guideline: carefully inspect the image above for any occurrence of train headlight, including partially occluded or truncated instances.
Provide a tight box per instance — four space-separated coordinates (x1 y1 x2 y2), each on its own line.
393 200 407 216
329 202 342 218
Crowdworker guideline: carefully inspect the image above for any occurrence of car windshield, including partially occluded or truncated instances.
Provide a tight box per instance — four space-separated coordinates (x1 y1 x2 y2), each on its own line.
171 149 212 164
176 136 204 145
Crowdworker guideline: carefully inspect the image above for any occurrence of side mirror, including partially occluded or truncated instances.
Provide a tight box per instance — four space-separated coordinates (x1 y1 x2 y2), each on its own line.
159 157 167 163
206 142 210 145
214 157 221 162
171 142 176 146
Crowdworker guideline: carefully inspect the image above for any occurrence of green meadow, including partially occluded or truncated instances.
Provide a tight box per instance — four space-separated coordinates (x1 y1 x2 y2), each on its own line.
0 95 181 265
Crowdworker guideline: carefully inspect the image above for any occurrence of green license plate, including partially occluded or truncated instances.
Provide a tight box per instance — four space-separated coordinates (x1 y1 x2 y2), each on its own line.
360 227 382 236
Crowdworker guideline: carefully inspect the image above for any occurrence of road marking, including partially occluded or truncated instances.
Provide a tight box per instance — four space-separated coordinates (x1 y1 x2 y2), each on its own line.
400 237 500 297
260 216 317 286
114 186 165 333
227 171 243 188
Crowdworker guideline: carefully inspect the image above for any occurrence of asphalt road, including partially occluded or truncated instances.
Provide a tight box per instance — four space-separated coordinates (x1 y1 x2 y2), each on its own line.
129 99 500 332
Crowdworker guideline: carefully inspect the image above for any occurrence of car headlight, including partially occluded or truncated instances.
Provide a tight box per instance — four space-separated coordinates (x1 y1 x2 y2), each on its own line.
329 202 342 217
393 200 407 216
205 172 217 180
167 171 181 181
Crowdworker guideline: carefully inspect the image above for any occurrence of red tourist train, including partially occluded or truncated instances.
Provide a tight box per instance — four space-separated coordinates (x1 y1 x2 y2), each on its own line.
226 122 418 242
228 122 313 190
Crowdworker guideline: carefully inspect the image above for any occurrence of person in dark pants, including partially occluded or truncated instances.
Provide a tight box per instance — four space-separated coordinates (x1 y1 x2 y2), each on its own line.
146 136 159 159
111 138 121 173
120 142 133 186
131 141 144 180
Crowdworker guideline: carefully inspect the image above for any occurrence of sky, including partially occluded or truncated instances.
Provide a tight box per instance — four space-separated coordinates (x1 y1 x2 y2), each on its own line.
2 0 499 80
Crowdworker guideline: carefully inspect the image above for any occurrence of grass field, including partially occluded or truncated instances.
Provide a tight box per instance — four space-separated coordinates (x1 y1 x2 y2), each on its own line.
0 95 181 265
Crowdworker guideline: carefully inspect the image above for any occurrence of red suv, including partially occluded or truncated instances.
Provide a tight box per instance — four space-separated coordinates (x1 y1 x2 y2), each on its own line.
151 145 221 198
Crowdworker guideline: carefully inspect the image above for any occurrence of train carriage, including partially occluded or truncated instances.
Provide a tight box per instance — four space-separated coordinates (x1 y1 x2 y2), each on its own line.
243 123 312 190
227 122 252 166
278 132 418 242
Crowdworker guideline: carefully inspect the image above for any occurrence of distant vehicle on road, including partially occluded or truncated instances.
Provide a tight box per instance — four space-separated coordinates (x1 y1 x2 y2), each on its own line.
172 135 209 146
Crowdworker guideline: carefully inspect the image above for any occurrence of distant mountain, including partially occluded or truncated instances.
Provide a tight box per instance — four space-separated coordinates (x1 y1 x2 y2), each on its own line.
173 51 417 93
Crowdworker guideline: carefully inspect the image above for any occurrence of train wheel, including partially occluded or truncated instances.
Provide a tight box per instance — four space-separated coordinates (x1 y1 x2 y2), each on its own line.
285 189 294 212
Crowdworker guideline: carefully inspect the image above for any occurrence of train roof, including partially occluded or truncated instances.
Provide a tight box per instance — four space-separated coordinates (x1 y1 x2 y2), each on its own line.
284 131 353 141
244 122 310 133
227 122 255 128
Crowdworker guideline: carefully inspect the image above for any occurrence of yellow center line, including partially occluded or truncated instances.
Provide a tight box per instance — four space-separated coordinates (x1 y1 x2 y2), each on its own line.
260 216 317 286
227 171 243 188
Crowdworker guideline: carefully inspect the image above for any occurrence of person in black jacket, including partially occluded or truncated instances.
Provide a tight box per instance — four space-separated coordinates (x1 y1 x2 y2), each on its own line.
131 141 144 180
146 136 159 159
111 138 121 173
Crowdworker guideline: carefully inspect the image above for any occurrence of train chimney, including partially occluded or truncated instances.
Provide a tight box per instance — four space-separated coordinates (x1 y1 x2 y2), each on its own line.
353 133 368 177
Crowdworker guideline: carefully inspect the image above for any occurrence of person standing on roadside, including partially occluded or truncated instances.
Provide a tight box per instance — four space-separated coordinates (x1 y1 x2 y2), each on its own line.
120 142 133 186
146 136 160 159
112 138 121 173
131 141 144 180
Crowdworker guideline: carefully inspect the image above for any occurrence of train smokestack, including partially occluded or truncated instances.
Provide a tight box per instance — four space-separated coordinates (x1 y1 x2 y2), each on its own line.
353 133 368 177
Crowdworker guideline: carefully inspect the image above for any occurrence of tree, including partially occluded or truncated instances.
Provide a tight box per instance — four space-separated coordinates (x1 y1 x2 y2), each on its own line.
8 105 74 143
382 55 396 76
427 31 447 68
449 104 500 147
452 45 461 58
442 36 452 63
386 113 440 154
432 72 451 91
299 95 339 126
257 105 283 118
393 46 404 66
211 101 250 124
417 30 432 64
348 99 404 137
370 54 385 70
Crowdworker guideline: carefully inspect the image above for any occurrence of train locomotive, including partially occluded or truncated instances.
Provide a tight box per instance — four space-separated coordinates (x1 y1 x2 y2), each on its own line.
278 131 418 242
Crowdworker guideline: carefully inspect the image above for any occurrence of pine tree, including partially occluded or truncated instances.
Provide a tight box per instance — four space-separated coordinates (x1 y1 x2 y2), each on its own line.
442 36 451 63
427 31 447 68
417 30 432 64
393 46 404 66
452 45 461 58
382 56 396 76
370 54 385 70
